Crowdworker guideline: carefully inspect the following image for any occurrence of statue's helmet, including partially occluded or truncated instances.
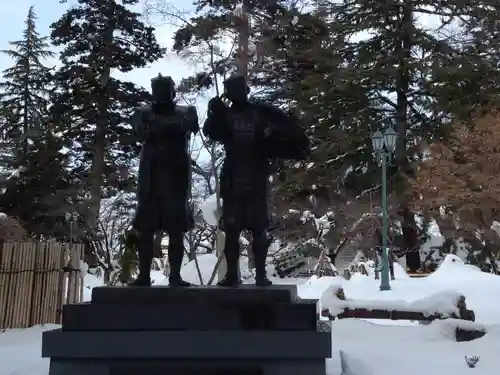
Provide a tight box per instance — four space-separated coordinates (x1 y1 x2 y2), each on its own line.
223 74 249 103
151 74 176 101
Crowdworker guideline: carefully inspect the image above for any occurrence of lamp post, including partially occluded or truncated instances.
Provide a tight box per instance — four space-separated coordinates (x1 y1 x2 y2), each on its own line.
371 127 398 291
65 212 78 251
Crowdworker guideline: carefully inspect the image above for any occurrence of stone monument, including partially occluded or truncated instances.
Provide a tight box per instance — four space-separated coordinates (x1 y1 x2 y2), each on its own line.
42 285 331 375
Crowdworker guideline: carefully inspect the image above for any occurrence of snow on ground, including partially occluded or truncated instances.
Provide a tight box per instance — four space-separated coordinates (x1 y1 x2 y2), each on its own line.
1 254 500 375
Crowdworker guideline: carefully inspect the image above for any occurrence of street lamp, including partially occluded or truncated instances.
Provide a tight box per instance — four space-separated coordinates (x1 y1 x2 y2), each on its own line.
65 212 78 251
371 127 398 291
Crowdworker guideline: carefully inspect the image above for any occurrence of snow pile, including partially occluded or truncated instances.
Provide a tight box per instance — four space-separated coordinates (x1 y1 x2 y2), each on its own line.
0 324 59 375
430 254 484 278
339 350 373 375
321 284 463 317
327 319 499 375
300 275 342 299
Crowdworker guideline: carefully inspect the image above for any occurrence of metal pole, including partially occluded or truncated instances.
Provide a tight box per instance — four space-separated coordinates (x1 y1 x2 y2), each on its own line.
380 151 391 291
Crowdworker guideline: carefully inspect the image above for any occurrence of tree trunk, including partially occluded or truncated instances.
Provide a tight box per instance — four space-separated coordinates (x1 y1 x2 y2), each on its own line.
395 2 421 272
402 207 421 272
87 24 114 231
153 231 163 258
22 63 30 156
103 268 111 285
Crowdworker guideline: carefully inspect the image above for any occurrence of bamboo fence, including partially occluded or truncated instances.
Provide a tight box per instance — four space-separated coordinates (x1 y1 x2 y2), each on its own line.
0 241 84 329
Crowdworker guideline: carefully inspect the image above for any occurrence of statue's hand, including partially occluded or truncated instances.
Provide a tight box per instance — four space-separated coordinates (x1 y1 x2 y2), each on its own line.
186 106 199 133
208 96 226 116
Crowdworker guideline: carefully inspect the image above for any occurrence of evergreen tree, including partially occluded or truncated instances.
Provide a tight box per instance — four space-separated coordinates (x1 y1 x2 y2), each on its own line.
285 0 486 270
0 6 76 237
50 0 164 228
430 4 500 121
169 0 497 267
0 119 77 238
169 0 327 196
0 6 54 159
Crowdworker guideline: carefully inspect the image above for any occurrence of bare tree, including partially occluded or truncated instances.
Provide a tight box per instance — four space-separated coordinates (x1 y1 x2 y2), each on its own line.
83 193 135 283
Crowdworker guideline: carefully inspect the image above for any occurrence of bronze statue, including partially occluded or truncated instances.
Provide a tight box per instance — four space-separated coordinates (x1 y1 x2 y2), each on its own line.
131 74 198 286
203 75 309 287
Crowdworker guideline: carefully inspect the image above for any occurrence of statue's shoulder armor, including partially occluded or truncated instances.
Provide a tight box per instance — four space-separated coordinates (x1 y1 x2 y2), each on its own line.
250 101 282 114
250 101 290 122
134 104 154 123
250 101 272 110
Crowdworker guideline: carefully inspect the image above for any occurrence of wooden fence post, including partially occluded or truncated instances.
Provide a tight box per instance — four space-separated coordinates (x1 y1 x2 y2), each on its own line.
0 241 84 329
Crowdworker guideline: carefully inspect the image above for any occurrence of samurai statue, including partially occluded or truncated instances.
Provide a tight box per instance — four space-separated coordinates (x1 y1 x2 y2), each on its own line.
203 75 310 286
131 74 199 286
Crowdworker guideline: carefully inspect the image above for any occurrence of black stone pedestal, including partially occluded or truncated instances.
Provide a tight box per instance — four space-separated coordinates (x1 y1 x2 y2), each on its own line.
42 285 331 375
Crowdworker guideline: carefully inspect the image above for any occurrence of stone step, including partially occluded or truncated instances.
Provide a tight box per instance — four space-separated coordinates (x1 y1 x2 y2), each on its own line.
91 284 298 305
43 285 331 375
62 300 318 331
42 329 331 360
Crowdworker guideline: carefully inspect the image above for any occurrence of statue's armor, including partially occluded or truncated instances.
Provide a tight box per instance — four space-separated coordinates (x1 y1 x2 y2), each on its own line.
136 104 194 155
217 106 269 231
227 110 259 196
202 95 309 286
133 103 198 234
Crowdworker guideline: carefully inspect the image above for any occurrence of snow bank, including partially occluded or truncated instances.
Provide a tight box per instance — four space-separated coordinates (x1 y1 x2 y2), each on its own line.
3 318 493 375
430 254 484 278
299 276 342 300
3 259 500 375
0 325 59 375
339 350 373 375
328 319 498 375
321 284 464 317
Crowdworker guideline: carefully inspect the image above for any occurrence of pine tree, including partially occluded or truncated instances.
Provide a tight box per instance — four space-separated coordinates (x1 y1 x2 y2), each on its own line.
0 6 54 161
50 0 164 228
293 0 488 270
0 6 76 237
0 119 77 238
429 4 500 121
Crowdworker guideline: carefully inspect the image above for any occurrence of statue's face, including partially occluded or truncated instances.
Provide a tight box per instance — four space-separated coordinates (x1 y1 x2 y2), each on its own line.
224 76 247 105
151 76 175 103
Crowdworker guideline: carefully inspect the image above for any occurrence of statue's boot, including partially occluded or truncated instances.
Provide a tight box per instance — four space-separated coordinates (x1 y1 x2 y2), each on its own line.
253 230 272 287
169 275 192 287
129 231 154 287
217 272 242 286
168 231 192 287
217 271 242 286
217 229 241 286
